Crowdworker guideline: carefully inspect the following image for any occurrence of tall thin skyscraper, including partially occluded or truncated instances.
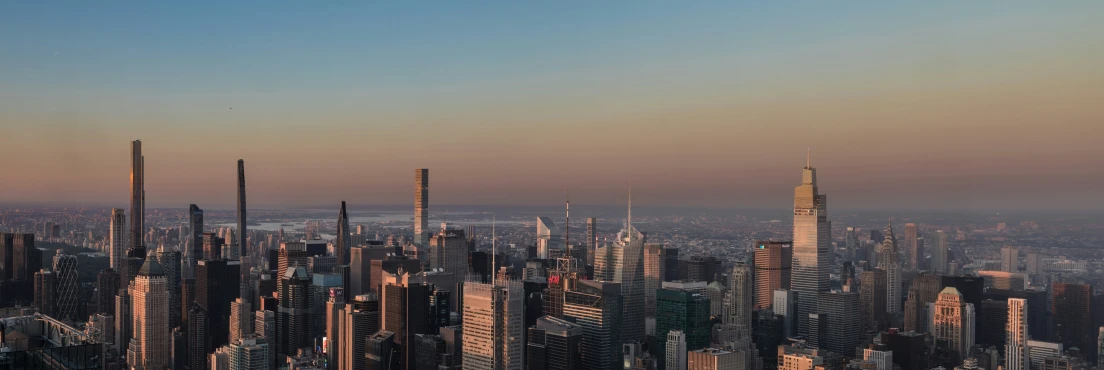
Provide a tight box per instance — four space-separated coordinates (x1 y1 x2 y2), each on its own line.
586 217 597 266
1006 298 1028 370
278 266 311 359
189 204 204 277
792 152 830 337
230 298 253 345
336 201 351 266
110 208 127 271
463 278 525 370
879 222 901 314
130 255 170 370
237 159 249 285
904 223 919 270
859 269 888 333
414 169 429 246
130 140 144 250
754 241 793 310
593 191 646 344
932 231 949 274
52 251 78 320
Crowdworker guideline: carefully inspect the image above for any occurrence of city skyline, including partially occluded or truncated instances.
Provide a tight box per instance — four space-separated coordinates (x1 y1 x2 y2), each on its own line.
2 2 1103 210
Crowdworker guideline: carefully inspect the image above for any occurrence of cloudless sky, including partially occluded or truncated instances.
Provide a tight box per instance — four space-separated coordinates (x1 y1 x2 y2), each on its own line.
2 1 1102 210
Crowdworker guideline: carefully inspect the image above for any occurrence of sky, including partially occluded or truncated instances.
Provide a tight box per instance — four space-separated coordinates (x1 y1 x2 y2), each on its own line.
1 1 1102 211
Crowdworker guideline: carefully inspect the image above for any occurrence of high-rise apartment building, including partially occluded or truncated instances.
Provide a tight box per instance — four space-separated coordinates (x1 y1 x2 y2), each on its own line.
52 251 78 320
335 201 351 266
462 278 525 370
860 269 888 333
932 231 949 274
33 269 56 316
593 196 646 344
879 223 901 314
110 208 127 271
536 217 563 259
130 140 144 251
129 256 170 370
931 287 975 358
1006 298 1028 370
754 241 792 310
236 159 248 273
414 169 429 246
564 280 623 370
904 223 919 270
278 266 311 360
666 330 688 370
188 305 210 370
527 316 584 370
791 155 830 337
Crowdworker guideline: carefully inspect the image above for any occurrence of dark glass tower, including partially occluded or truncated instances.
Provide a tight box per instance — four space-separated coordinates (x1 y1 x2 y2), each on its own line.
336 201 351 266
278 266 311 359
655 288 712 370
196 259 241 351
528 316 584 370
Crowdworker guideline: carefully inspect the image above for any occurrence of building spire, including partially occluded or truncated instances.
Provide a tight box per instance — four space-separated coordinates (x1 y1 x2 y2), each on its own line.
627 186 632 233
565 189 570 250
806 148 811 169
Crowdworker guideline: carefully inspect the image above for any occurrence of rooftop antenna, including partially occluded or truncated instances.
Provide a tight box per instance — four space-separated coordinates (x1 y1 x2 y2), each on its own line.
565 189 570 251
806 148 811 169
627 186 633 235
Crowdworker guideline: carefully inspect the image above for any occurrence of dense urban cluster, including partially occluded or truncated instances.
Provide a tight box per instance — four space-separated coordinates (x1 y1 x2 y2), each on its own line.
1 141 1102 370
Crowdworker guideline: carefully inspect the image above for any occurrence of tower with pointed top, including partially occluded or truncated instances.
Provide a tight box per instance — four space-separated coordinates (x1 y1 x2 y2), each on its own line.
880 222 902 314
130 255 170 370
594 190 646 344
336 201 351 266
792 152 830 337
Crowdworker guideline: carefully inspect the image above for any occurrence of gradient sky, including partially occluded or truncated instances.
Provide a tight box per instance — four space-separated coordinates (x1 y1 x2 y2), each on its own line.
2 1 1102 210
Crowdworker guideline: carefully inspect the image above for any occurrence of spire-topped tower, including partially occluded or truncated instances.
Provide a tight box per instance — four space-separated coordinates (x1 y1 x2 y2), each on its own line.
791 152 830 337
881 220 902 314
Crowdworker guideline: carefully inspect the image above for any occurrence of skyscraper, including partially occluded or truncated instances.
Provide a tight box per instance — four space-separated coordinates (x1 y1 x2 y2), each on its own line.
1052 283 1094 363
932 231 949 274
537 217 562 259
527 316 585 370
463 278 525 370
593 191 646 344
545 256 583 320
189 204 204 277
33 269 56 316
326 290 346 369
879 222 901 314
237 159 249 289
860 269 888 333
1001 246 1019 273
130 140 144 250
197 258 242 352
429 224 468 277
278 242 309 281
335 201 351 266
1006 298 1028 370
586 217 597 266
229 337 270 370
188 304 210 370
96 268 120 315
129 255 170 370
818 291 861 355
414 169 429 246
52 251 78 320
230 298 253 345
754 241 793 310
110 208 127 271
341 293 381 370
656 288 712 370
904 223 919 270
726 264 753 338
278 266 311 360
666 330 688 370
255 309 277 370
932 287 975 359
645 243 665 317
563 280 622 370
792 153 830 337
155 250 182 329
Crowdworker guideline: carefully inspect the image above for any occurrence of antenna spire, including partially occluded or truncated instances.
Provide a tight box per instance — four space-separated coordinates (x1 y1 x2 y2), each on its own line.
565 189 570 251
627 186 632 233
806 148 811 168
